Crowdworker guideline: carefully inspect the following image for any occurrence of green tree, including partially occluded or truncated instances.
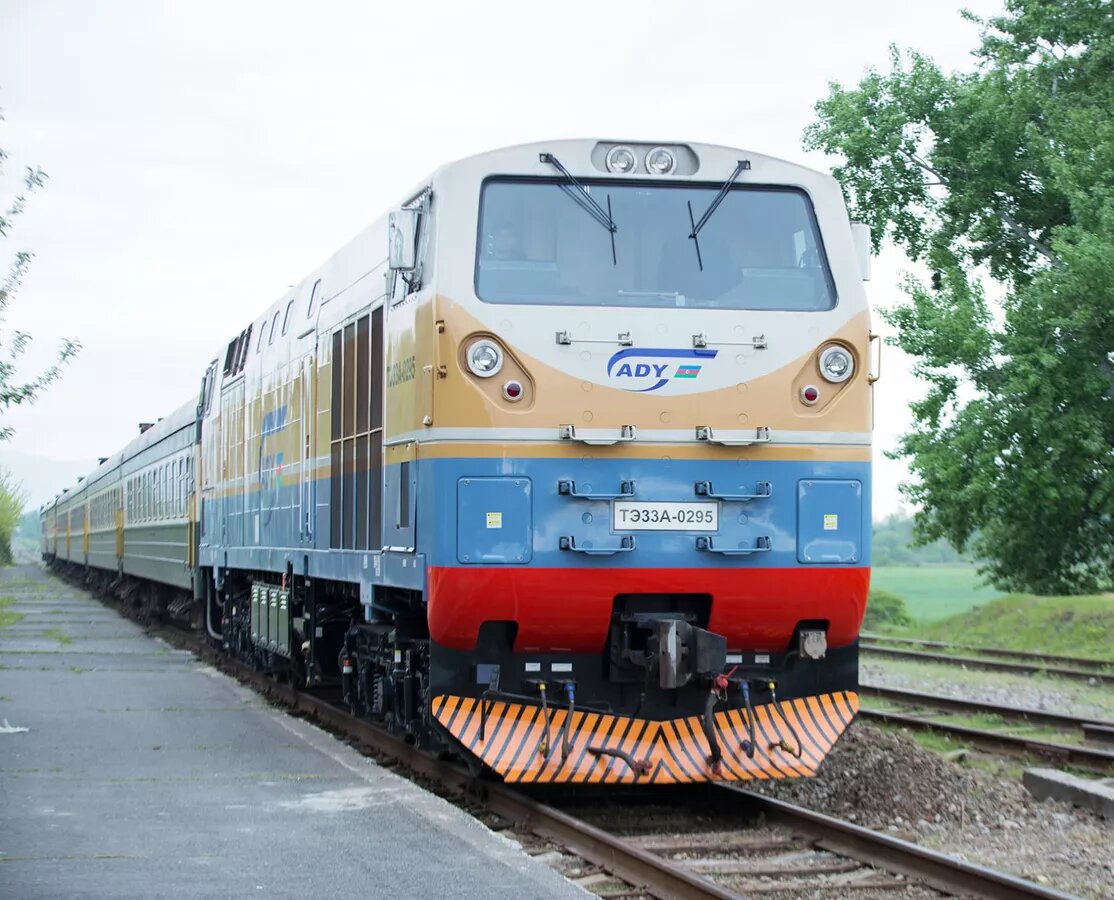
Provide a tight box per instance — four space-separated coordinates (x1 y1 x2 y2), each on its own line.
806 0 1114 594
0 468 27 565
1 105 80 441
872 512 968 566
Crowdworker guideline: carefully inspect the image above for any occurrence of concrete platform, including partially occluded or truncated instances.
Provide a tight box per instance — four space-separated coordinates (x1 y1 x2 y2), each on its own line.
0 565 587 900
1023 767 1114 819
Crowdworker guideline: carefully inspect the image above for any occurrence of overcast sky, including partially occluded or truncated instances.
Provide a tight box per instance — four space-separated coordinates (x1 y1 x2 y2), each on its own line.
0 0 1004 513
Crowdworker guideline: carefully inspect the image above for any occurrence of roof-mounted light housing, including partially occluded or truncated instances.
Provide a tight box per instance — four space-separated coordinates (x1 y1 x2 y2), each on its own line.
605 145 637 174
645 147 676 175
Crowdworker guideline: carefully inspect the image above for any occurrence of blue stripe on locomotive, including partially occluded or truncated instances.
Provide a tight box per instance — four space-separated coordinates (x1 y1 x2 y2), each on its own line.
417 456 871 570
200 455 870 587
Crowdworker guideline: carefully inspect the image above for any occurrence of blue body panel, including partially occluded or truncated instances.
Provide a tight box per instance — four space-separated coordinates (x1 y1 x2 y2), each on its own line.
200 454 871 602
797 479 864 564
456 476 533 564
421 456 871 572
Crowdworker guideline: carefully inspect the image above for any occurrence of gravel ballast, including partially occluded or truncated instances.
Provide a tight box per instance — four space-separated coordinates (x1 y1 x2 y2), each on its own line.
756 721 1114 898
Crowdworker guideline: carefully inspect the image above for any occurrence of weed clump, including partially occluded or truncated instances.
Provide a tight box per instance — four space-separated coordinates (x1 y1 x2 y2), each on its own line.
863 587 913 630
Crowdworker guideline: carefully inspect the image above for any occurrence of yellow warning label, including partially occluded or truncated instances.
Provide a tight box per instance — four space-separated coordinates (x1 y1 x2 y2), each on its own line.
823 514 838 531
486 512 502 529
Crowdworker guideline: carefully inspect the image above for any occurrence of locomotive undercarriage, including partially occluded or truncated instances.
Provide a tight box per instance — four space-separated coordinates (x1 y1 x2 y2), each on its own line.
431 594 857 750
213 574 355 686
206 575 859 776
340 614 435 748
425 596 859 783
204 569 443 748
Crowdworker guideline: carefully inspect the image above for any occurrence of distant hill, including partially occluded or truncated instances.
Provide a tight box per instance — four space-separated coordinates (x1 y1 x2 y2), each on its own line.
13 512 41 563
872 513 968 566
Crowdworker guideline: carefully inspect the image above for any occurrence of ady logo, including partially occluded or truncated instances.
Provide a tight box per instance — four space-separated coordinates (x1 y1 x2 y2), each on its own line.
258 404 290 527
606 348 718 392
262 405 289 437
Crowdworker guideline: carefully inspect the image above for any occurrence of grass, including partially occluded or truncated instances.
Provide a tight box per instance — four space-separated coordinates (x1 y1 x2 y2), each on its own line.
0 596 23 629
870 565 1003 622
891 727 1028 780
916 593 1114 661
42 626 72 646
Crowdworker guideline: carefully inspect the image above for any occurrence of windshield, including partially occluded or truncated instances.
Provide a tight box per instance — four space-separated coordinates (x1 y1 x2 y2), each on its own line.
475 178 836 310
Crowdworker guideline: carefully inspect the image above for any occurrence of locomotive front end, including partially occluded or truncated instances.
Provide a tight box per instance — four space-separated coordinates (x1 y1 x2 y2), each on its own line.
400 140 873 784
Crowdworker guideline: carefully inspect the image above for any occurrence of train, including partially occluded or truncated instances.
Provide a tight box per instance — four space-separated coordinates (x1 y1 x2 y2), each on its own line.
42 138 875 785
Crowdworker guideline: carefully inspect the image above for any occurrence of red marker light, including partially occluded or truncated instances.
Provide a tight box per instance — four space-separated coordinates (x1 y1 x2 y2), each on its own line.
503 380 523 401
800 385 820 405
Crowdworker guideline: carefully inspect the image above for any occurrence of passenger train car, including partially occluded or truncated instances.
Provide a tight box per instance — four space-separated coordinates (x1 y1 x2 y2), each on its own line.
44 139 875 786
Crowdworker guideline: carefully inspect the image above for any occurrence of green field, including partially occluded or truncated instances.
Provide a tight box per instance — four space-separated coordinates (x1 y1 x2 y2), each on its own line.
916 593 1114 661
870 565 1003 623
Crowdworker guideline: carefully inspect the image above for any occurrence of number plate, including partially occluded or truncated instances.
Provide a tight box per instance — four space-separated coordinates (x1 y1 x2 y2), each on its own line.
612 501 718 532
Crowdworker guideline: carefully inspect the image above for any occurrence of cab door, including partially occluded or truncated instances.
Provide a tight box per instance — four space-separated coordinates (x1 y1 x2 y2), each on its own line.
298 350 316 546
220 381 245 547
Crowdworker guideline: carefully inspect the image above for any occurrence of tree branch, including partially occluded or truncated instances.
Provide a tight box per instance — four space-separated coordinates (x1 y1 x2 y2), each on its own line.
999 208 1060 265
896 148 1060 266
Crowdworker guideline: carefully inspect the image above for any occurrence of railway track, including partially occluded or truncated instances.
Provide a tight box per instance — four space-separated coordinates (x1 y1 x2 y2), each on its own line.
861 633 1114 673
856 684 1114 774
46 566 1076 900
860 683 1114 732
861 642 1108 684
176 638 1070 895
204 648 1073 898
858 710 1114 774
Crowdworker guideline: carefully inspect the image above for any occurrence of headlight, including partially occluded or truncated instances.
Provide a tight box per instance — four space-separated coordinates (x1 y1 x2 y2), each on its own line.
605 145 637 174
819 346 854 383
467 339 503 378
645 147 676 175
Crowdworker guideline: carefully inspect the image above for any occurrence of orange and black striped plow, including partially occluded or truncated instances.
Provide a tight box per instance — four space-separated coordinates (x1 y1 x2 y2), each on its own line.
432 690 858 785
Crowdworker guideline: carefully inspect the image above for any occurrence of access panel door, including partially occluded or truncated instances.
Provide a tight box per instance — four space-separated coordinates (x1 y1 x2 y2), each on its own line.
328 308 384 552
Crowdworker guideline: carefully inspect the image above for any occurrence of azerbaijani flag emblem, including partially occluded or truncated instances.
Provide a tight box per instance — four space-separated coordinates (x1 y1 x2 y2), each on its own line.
674 365 701 379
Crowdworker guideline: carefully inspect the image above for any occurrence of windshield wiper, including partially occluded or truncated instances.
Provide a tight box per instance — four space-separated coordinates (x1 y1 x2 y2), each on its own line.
540 152 618 265
687 158 750 271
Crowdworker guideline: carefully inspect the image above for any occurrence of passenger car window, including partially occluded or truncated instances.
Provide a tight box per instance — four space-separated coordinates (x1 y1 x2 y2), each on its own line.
282 299 295 335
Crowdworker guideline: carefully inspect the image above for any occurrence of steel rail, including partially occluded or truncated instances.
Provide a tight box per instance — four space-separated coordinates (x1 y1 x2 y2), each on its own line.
860 683 1114 732
859 707 1114 774
711 786 1077 900
861 643 1107 684
861 633 1114 671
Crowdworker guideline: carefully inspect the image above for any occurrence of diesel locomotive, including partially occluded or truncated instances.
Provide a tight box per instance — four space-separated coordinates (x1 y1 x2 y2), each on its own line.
43 139 875 785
